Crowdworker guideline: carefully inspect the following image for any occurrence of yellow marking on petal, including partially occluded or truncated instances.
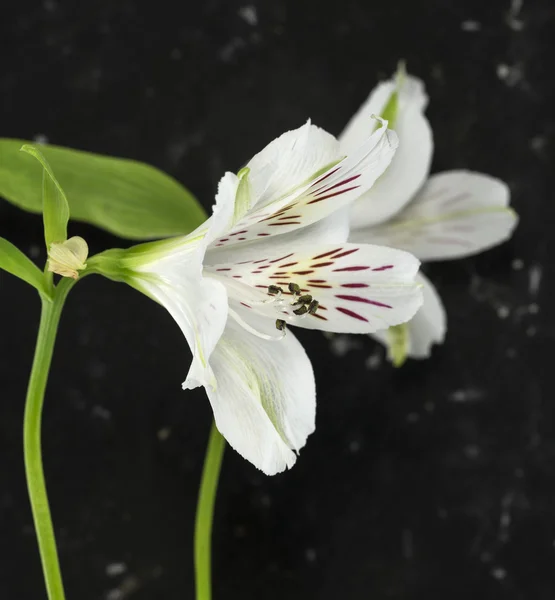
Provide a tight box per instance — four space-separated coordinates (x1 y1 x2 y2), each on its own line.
47 236 88 279
387 323 409 367
377 61 406 131
233 167 252 225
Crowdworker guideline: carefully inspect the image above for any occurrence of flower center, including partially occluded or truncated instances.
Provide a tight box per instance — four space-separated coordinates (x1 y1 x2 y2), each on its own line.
268 282 320 330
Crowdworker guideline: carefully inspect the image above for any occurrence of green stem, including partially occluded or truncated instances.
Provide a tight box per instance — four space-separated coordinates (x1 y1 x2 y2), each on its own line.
194 420 226 600
24 278 74 600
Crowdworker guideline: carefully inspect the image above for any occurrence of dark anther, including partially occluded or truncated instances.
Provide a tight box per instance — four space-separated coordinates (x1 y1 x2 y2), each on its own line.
288 282 301 294
268 285 283 296
297 294 312 305
276 319 287 331
293 305 308 316
307 300 319 315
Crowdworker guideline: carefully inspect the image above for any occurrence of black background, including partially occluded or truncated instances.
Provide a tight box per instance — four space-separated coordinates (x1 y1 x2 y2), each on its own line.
1 0 554 598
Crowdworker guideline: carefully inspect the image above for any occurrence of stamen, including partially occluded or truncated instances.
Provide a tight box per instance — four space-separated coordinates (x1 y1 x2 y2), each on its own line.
308 300 319 315
297 294 313 305
229 308 285 341
275 319 287 331
288 282 301 294
268 285 283 296
293 305 308 316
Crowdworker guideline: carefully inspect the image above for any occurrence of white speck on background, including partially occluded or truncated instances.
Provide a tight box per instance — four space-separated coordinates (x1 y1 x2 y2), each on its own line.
170 48 182 60
449 388 484 403
497 305 510 319
43 0 57 12
496 63 523 86
220 37 246 62
528 265 542 296
511 258 524 270
29 244 41 258
506 0 524 31
365 351 382 370
329 335 361 357
530 135 546 154
463 445 481 459
348 439 362 454
239 5 258 26
106 563 127 577
528 303 539 314
33 133 49 144
491 566 507 580
157 428 171 441
526 325 537 337
92 405 111 420
305 548 317 563
461 20 481 31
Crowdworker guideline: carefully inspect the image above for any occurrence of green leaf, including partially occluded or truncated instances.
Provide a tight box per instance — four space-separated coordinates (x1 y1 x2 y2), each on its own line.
0 139 207 240
0 237 48 295
20 145 70 247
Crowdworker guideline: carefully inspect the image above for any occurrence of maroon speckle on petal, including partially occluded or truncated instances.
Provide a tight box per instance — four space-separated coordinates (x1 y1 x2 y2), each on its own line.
313 174 361 197
332 248 359 259
279 214 301 220
280 262 298 268
292 270 315 275
333 266 370 272
312 248 342 260
268 222 301 226
270 253 294 263
336 307 369 322
240 302 252 309
335 294 392 308
312 166 341 186
341 283 369 288
311 313 328 321
307 279 328 283
230 230 248 236
310 284 332 289
311 261 335 268
257 233 271 237
372 265 394 271
216 268 232 271
307 186 360 204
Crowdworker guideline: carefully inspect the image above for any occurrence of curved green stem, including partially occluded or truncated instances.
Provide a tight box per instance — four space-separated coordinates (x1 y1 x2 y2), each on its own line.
194 421 226 600
24 278 74 600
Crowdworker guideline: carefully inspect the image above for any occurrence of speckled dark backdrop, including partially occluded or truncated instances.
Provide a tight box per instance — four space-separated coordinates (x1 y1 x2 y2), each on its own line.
1 0 554 598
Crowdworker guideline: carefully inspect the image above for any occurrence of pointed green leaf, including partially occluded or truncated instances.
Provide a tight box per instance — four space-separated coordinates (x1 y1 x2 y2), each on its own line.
0 139 207 240
0 237 48 294
20 145 70 247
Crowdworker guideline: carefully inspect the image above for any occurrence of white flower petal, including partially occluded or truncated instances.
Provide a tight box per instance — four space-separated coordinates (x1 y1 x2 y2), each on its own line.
351 170 518 261
342 75 433 228
140 272 229 390
211 120 398 250
246 121 340 210
371 272 446 359
205 312 316 475
209 243 422 334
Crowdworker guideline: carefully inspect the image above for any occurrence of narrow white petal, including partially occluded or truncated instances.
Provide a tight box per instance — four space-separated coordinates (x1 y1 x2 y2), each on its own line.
141 273 229 390
351 170 518 261
209 243 422 334
372 272 446 359
211 121 398 251
246 121 340 210
205 313 316 475
342 75 433 227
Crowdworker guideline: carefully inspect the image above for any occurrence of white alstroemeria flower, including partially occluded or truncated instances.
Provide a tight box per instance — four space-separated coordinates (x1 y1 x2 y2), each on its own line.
340 72 518 362
96 120 423 474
